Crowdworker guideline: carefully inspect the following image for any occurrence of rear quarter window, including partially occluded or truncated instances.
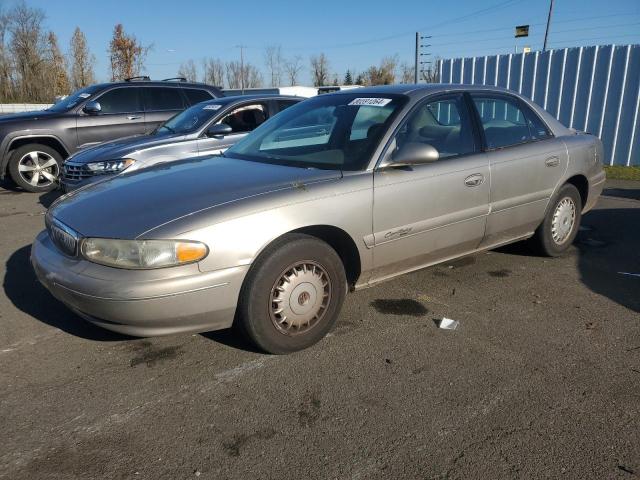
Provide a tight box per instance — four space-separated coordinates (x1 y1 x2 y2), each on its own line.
142 87 185 111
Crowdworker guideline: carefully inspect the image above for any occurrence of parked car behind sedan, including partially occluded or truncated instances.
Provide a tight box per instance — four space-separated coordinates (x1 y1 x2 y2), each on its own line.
0 77 223 192
60 95 302 191
32 85 605 354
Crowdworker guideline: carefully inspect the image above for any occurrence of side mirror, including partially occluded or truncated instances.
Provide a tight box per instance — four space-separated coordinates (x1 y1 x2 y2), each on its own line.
206 123 232 138
83 100 101 114
379 142 439 169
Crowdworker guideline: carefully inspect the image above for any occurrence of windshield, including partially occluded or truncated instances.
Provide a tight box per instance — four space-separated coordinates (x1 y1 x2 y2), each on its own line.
159 102 225 134
48 85 103 112
225 93 408 171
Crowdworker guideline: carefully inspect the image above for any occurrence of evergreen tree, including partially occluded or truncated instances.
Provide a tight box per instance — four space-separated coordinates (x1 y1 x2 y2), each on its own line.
344 70 353 85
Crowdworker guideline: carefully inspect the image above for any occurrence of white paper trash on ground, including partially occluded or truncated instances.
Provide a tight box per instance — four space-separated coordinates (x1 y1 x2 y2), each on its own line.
436 317 459 330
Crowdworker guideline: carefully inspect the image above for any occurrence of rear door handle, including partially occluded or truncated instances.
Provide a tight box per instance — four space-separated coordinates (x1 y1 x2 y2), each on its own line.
545 156 560 167
127 115 142 120
464 173 484 187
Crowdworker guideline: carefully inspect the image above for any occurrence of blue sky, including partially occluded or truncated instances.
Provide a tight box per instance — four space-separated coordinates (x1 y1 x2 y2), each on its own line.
14 0 640 85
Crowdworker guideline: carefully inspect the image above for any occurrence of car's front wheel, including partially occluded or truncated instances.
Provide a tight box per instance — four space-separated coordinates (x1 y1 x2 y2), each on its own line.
236 233 347 354
8 144 62 193
532 183 582 256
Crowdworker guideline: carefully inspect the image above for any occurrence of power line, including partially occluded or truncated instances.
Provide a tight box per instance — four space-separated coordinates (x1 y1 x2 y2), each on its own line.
280 0 526 51
428 22 640 48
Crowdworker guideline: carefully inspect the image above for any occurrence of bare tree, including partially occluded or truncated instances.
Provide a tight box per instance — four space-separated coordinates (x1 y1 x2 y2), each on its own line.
45 31 69 99
202 57 224 87
310 53 329 87
69 27 95 89
283 55 303 86
399 62 414 84
178 59 197 82
108 24 150 81
420 58 440 83
364 55 398 85
7 1 47 102
264 45 282 87
225 61 263 89
0 8 14 101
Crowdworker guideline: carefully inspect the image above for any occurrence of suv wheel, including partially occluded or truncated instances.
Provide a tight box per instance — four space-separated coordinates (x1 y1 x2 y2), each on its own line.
236 233 347 354
531 183 582 256
8 144 62 193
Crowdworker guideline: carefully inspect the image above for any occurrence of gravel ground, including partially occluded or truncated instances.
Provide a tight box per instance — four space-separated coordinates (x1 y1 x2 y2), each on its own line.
0 180 638 480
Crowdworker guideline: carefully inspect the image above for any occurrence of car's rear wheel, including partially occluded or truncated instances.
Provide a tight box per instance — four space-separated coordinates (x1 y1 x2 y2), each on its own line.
532 183 582 256
236 233 346 354
8 144 62 193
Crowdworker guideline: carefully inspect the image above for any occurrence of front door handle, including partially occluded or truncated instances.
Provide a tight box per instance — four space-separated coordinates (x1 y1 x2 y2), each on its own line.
545 156 560 167
127 115 142 120
464 173 484 187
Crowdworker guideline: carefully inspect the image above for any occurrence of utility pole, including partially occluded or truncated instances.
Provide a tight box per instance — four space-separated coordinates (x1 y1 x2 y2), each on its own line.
543 0 554 52
414 32 419 84
235 45 246 93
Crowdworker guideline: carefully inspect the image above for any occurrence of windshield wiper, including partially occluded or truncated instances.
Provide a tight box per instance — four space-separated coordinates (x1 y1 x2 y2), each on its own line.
160 125 176 134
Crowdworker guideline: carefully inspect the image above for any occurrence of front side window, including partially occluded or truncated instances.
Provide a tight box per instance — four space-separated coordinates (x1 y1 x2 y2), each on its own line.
226 93 407 170
276 100 299 112
472 94 548 149
159 101 226 135
142 87 184 111
96 88 141 114
394 95 476 159
218 104 268 133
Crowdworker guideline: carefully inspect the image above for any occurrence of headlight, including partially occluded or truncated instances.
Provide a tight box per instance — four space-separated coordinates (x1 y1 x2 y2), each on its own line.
85 158 135 174
81 238 208 269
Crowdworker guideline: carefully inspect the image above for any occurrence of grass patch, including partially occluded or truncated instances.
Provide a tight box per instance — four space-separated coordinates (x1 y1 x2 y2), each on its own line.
604 166 640 181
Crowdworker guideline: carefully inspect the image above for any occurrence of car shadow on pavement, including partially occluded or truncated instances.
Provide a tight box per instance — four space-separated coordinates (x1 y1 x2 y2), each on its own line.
39 189 62 209
200 328 263 354
3 245 131 341
575 206 640 313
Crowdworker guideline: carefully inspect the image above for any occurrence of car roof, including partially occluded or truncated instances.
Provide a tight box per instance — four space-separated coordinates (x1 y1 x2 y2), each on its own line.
200 94 303 106
93 80 223 93
330 83 514 97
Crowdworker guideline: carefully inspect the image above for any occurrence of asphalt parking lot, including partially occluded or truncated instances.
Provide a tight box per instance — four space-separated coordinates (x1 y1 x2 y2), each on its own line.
1 180 639 480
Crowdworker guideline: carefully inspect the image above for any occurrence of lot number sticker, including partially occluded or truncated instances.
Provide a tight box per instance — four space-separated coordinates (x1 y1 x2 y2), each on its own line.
348 98 392 107
203 104 222 110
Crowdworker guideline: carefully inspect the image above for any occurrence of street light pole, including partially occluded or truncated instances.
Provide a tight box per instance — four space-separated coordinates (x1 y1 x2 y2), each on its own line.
543 0 554 52
235 45 246 93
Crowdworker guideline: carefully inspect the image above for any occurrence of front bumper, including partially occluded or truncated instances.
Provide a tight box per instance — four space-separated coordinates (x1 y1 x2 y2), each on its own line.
31 230 247 336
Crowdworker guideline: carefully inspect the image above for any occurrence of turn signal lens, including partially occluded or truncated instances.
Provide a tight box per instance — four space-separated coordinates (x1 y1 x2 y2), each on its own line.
176 242 208 263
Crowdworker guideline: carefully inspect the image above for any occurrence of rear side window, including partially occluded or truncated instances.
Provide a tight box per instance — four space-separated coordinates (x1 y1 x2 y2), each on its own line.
394 95 476 159
96 88 141 114
142 87 184 111
183 88 214 105
472 94 550 149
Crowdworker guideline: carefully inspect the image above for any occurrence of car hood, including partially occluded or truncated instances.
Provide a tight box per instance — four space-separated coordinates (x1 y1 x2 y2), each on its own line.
50 156 342 238
70 132 186 163
0 109 60 125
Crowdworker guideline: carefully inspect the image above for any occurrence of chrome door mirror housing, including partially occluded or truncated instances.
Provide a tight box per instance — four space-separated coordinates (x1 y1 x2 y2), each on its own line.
206 123 232 138
83 100 102 115
379 142 439 169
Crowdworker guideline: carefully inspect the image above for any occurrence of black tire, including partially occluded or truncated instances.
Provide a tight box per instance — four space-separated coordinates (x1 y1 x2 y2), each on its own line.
8 144 62 193
236 233 347 354
531 183 582 257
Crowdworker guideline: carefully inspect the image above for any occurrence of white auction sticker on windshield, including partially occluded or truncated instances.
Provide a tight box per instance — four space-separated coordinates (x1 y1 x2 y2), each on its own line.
348 98 392 107
203 104 222 110
79 93 91 98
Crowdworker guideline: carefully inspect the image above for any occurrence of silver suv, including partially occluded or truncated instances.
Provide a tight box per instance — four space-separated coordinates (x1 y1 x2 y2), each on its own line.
60 95 301 191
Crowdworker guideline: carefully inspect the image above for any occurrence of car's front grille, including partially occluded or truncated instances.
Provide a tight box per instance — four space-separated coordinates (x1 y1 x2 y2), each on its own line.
46 214 79 257
62 162 93 181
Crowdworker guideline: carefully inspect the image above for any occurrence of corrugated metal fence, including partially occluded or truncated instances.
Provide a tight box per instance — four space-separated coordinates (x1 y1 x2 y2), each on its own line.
437 45 640 166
